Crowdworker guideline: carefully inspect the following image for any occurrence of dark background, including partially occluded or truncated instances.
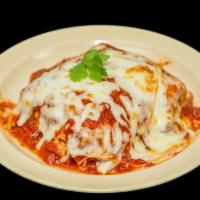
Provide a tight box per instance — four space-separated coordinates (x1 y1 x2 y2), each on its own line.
0 2 199 198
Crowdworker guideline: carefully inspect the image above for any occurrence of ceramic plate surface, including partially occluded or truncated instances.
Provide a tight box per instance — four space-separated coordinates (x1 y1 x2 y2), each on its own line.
0 25 200 193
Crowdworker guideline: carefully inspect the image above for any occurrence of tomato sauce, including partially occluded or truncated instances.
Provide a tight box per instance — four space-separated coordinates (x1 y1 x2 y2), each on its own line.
110 89 132 112
2 80 197 175
0 95 155 175
181 105 200 130
30 58 75 82
0 80 184 175
10 108 41 150
82 103 116 129
0 101 16 125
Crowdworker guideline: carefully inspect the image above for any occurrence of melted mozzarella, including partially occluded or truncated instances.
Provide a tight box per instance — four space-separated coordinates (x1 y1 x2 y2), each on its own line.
144 131 184 152
130 136 154 161
15 44 191 173
67 131 103 158
97 161 115 174
142 67 185 152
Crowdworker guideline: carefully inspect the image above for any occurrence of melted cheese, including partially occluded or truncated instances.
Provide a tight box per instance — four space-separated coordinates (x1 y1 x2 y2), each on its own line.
14 44 192 173
130 136 154 161
97 161 115 174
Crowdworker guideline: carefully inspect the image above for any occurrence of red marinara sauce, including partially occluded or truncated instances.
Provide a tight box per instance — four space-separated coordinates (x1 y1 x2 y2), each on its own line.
82 103 116 129
10 107 42 150
181 105 200 130
0 87 153 174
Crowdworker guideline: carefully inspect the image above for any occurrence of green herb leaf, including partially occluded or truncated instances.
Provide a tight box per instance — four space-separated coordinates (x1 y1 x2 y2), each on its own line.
69 64 87 82
69 49 109 82
99 53 110 62
88 65 108 82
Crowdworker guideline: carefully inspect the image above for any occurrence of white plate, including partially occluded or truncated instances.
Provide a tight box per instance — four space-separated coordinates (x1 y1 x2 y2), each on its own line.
0 25 200 193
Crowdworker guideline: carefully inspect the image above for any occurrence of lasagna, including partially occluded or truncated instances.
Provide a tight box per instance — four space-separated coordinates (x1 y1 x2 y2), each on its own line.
0 43 200 174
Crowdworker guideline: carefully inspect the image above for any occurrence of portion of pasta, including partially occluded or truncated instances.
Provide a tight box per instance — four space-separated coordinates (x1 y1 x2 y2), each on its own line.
0 43 200 174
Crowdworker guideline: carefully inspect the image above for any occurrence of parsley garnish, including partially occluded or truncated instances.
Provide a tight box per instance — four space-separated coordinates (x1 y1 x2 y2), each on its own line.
69 49 109 82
